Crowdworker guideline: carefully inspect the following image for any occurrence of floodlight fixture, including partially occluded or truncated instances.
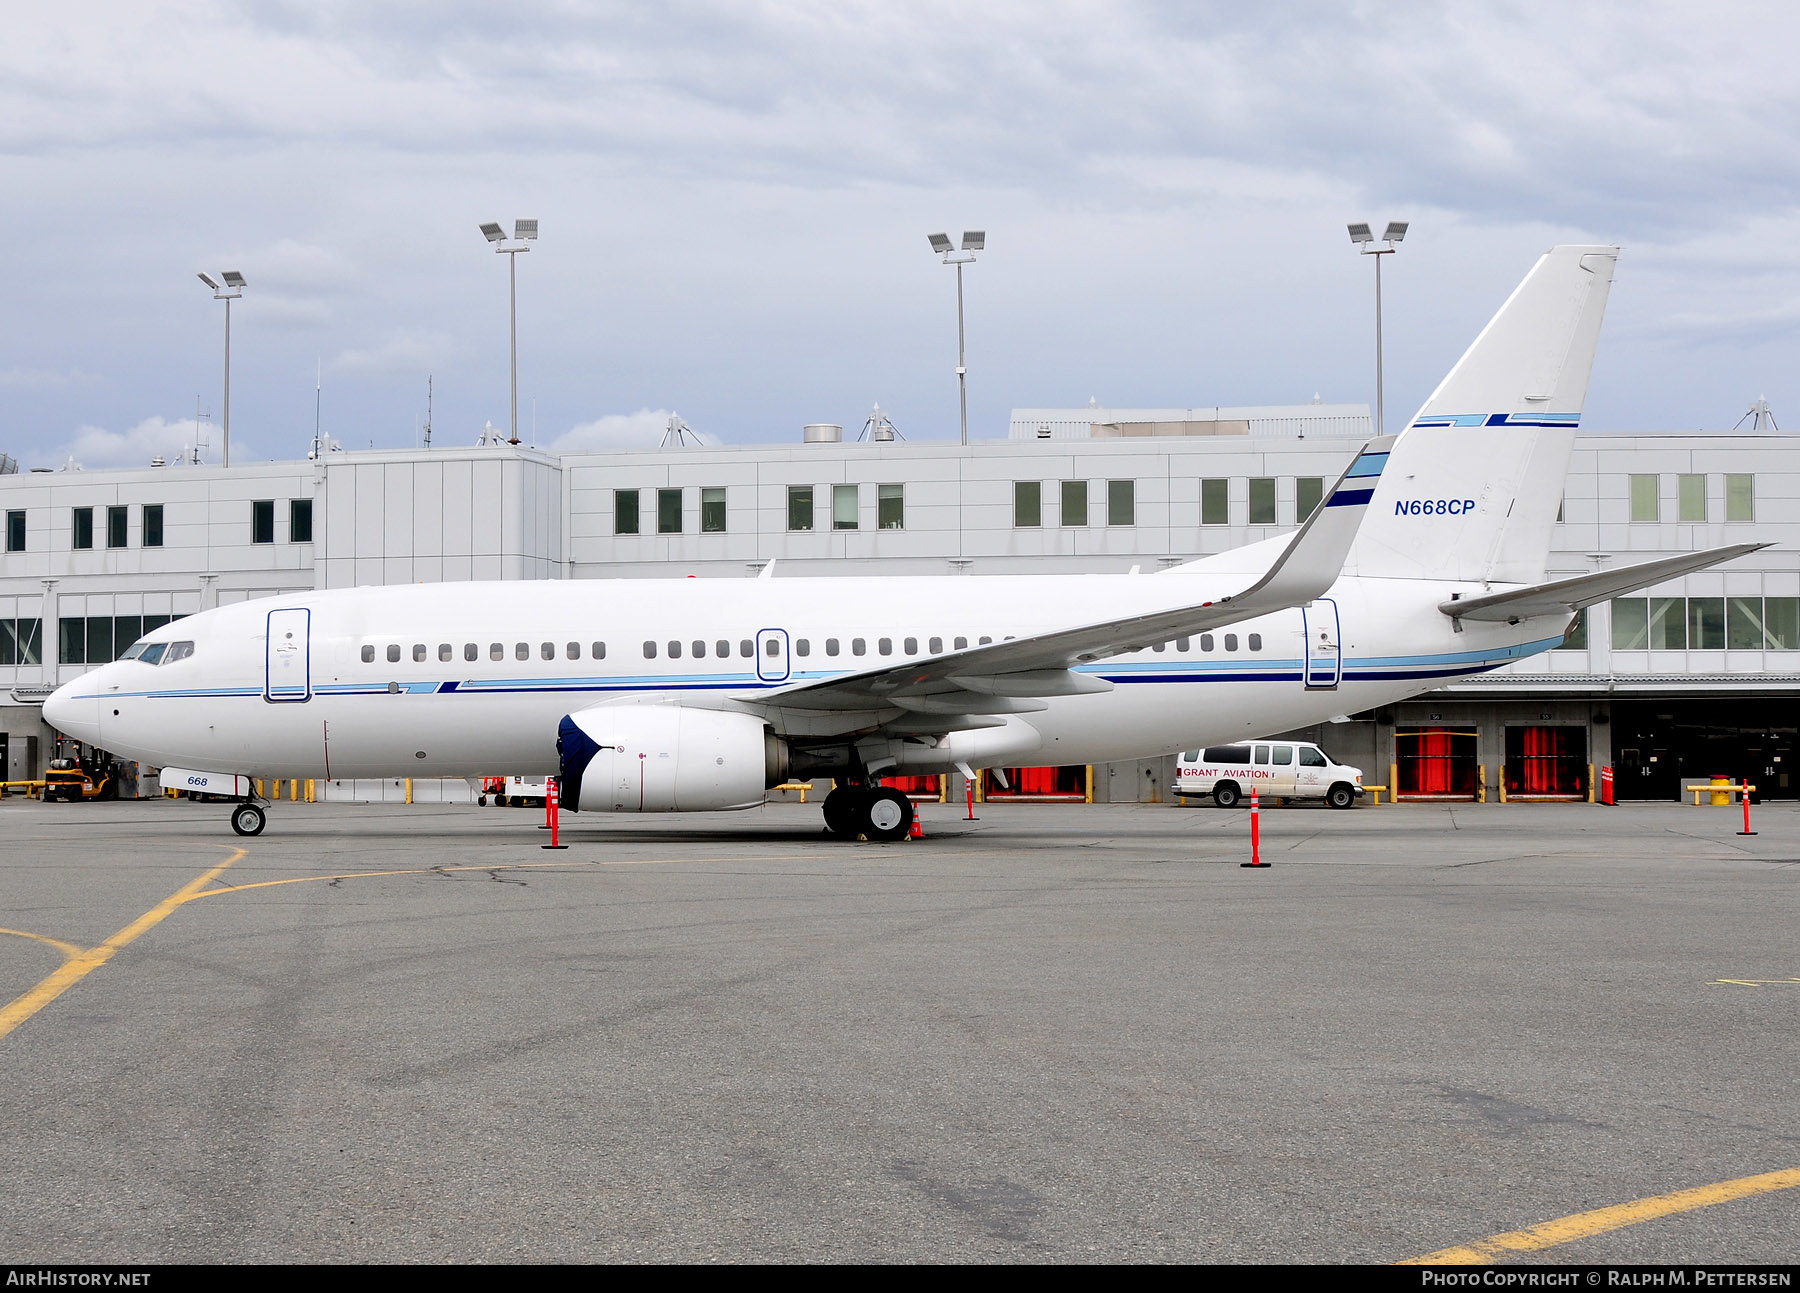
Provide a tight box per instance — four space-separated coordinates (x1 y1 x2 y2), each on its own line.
1347 219 1411 434
480 221 506 243
961 230 985 252
221 270 247 288
197 272 219 290
514 218 538 241
927 232 953 255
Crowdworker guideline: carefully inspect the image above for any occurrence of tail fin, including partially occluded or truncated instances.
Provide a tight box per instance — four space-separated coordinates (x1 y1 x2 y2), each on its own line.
1345 245 1619 584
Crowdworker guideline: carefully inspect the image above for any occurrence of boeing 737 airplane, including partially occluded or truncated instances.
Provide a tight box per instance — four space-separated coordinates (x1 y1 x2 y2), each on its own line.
44 245 1763 839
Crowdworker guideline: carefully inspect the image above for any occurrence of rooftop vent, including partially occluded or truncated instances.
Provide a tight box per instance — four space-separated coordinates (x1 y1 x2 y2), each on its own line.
803 423 842 444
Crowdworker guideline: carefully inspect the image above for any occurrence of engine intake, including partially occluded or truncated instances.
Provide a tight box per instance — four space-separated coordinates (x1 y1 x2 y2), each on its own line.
558 705 784 813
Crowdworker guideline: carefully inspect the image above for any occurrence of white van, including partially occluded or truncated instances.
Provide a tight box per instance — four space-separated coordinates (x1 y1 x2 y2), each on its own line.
1176 742 1364 809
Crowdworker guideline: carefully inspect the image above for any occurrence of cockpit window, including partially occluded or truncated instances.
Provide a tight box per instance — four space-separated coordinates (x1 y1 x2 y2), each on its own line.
119 642 145 660
163 641 195 664
137 643 167 666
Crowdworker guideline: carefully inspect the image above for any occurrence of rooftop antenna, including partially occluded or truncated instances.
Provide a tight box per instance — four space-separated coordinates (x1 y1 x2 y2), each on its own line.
661 413 700 448
191 397 211 465
1732 396 1780 432
858 403 903 442
311 359 322 462
423 376 432 449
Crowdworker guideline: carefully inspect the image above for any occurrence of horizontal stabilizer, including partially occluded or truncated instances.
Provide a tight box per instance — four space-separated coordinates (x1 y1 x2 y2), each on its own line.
1439 543 1768 622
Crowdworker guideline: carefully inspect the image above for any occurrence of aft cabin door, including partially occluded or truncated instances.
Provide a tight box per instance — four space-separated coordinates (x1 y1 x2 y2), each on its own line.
1302 599 1341 690
265 608 311 703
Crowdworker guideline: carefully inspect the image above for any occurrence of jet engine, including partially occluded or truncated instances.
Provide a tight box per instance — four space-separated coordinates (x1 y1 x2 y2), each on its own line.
558 704 786 813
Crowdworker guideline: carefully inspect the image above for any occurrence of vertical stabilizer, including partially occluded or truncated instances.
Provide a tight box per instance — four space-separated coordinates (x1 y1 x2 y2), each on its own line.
1345 245 1618 584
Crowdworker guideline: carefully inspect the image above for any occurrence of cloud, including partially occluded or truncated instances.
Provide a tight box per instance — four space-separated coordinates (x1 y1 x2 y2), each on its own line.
0 366 104 389
54 416 237 469
330 328 453 374
550 409 717 453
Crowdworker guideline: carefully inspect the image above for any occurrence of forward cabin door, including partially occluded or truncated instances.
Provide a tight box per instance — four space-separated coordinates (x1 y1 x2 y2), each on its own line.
265 608 312 703
1302 598 1342 690
755 628 791 683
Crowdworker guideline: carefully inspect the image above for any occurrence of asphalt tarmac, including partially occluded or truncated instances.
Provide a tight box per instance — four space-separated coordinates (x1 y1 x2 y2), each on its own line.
0 794 1795 1263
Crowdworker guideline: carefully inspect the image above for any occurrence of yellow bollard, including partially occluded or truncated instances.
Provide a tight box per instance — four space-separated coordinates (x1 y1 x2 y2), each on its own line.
1477 775 1486 803
404 777 413 805
1709 774 1732 807
305 779 316 804
1587 763 1596 804
939 774 948 804
1085 765 1094 804
1498 768 1507 804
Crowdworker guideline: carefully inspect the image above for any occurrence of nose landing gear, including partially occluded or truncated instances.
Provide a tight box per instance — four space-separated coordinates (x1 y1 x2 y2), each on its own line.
230 801 266 836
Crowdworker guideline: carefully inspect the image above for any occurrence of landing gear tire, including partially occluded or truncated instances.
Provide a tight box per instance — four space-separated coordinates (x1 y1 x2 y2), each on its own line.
1326 783 1356 810
862 788 914 843
1213 782 1241 809
822 786 866 839
231 803 266 837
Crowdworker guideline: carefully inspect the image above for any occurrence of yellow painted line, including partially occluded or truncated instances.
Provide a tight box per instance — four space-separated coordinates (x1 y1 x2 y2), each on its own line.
0 927 86 962
190 853 807 899
0 847 247 1043
1711 978 1800 987
1401 1168 1800 1265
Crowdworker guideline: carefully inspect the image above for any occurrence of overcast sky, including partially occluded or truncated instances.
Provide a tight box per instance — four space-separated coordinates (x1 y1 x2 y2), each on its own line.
3 1 1797 468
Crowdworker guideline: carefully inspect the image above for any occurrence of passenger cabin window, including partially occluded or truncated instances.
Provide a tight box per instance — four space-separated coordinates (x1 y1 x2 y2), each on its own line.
413 644 427 662
826 638 840 656
541 642 555 660
693 640 706 658
387 644 401 663
715 640 728 657
643 641 657 658
1248 633 1262 651
1224 634 1238 651
852 638 866 656
668 640 682 658
878 638 892 655
954 636 968 649
465 644 478 661
362 645 375 663
1176 637 1189 651
566 642 579 660
591 642 606 659
490 643 503 660
439 644 452 661
1201 634 1214 651
904 637 917 653
929 637 942 653
795 639 810 656
515 642 529 660
979 636 992 645
739 639 753 656
765 639 779 657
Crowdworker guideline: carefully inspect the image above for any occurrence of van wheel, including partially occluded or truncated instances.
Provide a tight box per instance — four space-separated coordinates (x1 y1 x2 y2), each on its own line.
1327 783 1355 810
1213 782 1241 809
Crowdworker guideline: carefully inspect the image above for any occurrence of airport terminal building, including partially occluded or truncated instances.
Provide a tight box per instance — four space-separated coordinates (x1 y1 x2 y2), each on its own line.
3 404 1795 803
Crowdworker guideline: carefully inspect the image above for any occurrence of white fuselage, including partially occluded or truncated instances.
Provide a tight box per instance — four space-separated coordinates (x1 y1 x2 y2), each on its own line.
54 568 1564 786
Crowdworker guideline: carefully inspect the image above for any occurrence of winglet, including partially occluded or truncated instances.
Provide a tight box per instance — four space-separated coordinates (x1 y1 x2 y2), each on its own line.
1224 433 1397 611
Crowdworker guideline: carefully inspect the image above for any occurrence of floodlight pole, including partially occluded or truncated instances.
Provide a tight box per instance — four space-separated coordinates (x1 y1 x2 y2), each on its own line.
508 247 519 444
1349 222 1405 436
955 259 968 447
223 293 232 468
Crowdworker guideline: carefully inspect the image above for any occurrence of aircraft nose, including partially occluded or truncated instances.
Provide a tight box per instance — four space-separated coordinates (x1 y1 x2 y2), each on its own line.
43 681 102 745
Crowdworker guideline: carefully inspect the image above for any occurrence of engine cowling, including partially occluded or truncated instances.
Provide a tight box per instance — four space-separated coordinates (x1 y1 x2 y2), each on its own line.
558 704 783 813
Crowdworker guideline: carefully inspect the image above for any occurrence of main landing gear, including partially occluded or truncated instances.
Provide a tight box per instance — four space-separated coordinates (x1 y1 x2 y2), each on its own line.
821 783 914 843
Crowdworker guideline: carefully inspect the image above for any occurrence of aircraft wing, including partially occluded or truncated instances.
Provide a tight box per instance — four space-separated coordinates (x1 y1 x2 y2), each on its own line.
1438 543 1768 623
741 435 1395 725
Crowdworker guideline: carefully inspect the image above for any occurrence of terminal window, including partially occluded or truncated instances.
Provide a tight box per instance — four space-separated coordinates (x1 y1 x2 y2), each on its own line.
787 485 813 532
6 510 23 552
615 489 640 535
106 506 127 549
251 500 275 544
1629 474 1659 523
657 488 682 534
1248 478 1276 525
1201 478 1228 526
290 499 313 543
1107 480 1134 526
142 504 162 548
72 507 93 550
1295 477 1324 523
878 483 904 530
0 617 43 666
833 484 858 530
1014 481 1041 527
1678 474 1706 522
701 487 727 533
1061 480 1087 527
1726 474 1755 522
